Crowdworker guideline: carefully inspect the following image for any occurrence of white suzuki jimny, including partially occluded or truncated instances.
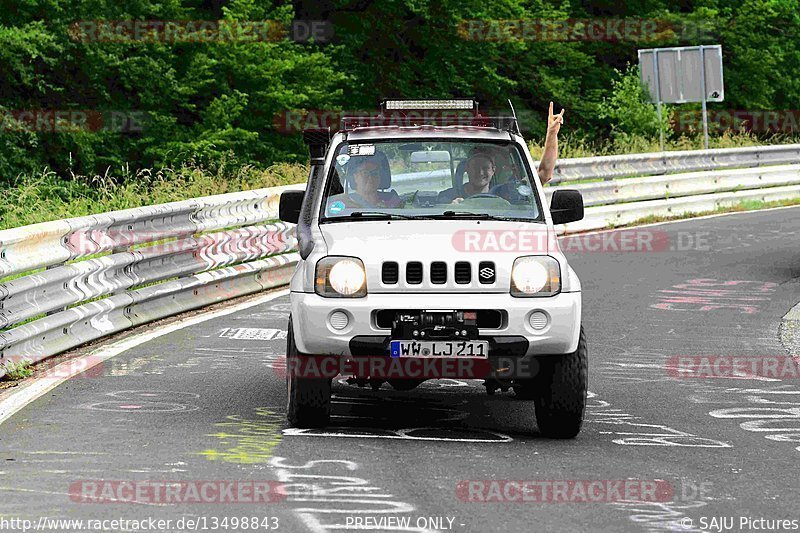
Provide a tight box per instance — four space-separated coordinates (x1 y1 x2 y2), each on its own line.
279 100 587 438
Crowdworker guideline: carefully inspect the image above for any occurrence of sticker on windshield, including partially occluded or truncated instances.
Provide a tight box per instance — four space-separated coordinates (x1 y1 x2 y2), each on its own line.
348 144 375 156
329 200 346 215
336 154 350 166
517 184 533 196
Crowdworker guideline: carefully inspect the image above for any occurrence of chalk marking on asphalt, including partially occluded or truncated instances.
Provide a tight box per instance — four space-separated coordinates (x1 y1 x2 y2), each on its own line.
0 289 289 428
707 391 800 453
586 391 731 447
270 457 439 533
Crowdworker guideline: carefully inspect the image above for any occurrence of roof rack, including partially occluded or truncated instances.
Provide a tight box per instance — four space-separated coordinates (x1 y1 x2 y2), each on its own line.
340 99 521 135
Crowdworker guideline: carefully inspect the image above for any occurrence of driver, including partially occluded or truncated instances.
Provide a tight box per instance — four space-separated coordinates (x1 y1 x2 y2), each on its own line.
436 102 565 205
437 153 495 204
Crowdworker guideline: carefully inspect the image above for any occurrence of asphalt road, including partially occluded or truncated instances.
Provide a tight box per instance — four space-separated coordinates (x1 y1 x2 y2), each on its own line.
2 207 800 533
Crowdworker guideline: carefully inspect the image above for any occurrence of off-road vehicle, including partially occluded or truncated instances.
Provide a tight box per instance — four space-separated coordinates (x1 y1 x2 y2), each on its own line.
279 99 587 438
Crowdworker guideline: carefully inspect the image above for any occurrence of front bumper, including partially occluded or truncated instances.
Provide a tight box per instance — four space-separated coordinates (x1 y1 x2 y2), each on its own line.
290 291 581 357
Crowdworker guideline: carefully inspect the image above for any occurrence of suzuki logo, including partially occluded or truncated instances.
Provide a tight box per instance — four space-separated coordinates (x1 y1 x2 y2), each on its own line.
478 262 495 284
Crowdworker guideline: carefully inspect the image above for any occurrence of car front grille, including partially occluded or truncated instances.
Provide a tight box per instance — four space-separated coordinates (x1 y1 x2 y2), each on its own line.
383 261 495 286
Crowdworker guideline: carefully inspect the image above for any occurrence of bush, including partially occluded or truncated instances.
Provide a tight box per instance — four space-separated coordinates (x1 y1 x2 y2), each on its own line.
598 65 670 148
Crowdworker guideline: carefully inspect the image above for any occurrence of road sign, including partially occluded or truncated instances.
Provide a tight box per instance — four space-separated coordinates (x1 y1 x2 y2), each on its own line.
638 45 724 150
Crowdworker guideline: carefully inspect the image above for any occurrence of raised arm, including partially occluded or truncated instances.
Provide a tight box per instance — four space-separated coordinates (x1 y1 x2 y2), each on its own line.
537 101 564 185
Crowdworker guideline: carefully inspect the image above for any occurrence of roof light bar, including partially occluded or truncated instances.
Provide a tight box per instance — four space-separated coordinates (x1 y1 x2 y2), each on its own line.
383 99 476 111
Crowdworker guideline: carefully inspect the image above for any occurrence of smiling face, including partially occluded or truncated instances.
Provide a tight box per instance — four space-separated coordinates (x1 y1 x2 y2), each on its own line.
466 154 495 191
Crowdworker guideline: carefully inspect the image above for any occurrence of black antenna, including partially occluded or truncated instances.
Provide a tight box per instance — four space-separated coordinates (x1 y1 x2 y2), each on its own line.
507 99 521 135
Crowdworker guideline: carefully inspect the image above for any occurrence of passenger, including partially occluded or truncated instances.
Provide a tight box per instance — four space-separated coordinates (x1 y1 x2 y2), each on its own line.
537 101 564 185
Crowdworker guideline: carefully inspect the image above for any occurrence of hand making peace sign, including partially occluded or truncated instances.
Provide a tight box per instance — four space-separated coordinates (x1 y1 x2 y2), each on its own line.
547 101 565 135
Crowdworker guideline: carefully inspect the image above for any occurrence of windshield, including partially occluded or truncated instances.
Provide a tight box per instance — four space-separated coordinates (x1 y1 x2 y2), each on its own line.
319 140 543 222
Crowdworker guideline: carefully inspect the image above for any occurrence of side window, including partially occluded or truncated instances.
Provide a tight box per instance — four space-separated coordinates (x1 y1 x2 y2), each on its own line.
328 166 344 195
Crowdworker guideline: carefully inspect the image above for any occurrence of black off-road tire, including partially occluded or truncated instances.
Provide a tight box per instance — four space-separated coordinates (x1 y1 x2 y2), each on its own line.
388 379 425 391
286 317 331 428
512 327 588 438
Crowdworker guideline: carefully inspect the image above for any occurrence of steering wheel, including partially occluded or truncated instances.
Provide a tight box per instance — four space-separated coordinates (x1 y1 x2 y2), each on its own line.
466 193 504 200
459 193 512 208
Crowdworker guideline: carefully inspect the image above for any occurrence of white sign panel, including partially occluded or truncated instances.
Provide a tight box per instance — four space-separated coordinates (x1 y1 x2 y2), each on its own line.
638 45 724 104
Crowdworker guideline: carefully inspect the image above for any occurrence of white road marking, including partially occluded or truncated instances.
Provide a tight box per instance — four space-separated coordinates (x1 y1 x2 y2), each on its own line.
0 289 289 428
283 427 512 442
270 457 440 533
219 327 286 340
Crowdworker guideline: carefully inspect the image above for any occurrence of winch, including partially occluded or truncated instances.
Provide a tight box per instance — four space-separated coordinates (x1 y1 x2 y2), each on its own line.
391 310 480 340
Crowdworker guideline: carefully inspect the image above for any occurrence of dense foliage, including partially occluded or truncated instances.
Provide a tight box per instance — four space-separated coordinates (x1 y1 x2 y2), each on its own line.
0 0 798 182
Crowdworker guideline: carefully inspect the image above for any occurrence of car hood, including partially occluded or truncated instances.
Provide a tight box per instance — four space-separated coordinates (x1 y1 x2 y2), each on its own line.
319 219 553 293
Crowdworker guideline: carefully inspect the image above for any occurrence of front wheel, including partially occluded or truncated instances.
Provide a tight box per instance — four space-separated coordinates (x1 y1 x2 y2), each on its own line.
286 317 331 428
514 327 588 438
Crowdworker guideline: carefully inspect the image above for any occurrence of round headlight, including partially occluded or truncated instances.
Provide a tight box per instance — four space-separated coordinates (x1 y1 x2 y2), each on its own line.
328 259 366 296
511 259 549 294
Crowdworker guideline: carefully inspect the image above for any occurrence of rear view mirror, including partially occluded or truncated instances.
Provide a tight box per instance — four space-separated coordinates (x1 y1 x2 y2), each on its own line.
410 150 451 163
550 189 584 225
279 190 305 224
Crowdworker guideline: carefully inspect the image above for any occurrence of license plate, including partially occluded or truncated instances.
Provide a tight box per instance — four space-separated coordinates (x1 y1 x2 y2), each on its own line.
390 340 489 359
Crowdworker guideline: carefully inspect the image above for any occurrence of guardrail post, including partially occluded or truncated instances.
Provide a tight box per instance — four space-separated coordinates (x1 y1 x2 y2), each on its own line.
111 244 129 296
45 263 68 315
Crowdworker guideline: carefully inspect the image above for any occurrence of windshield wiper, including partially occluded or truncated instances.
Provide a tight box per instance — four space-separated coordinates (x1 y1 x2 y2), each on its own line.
431 211 497 219
430 211 541 222
333 211 417 220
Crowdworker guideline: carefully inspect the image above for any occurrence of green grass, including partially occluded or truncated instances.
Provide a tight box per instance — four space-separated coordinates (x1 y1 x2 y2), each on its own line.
1 358 34 381
0 160 307 230
528 130 796 160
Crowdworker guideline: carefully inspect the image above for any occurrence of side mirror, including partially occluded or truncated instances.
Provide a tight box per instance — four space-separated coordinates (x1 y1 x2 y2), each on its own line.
279 190 305 224
550 189 584 225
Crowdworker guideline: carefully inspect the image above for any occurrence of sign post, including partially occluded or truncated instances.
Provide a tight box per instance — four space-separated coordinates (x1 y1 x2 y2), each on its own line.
638 45 724 151
652 49 664 152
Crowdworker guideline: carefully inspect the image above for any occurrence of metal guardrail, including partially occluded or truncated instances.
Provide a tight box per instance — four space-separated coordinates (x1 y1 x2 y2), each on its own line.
389 144 800 190
552 164 800 207
550 163 800 233
0 184 304 375
547 143 800 183
2 144 798 376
